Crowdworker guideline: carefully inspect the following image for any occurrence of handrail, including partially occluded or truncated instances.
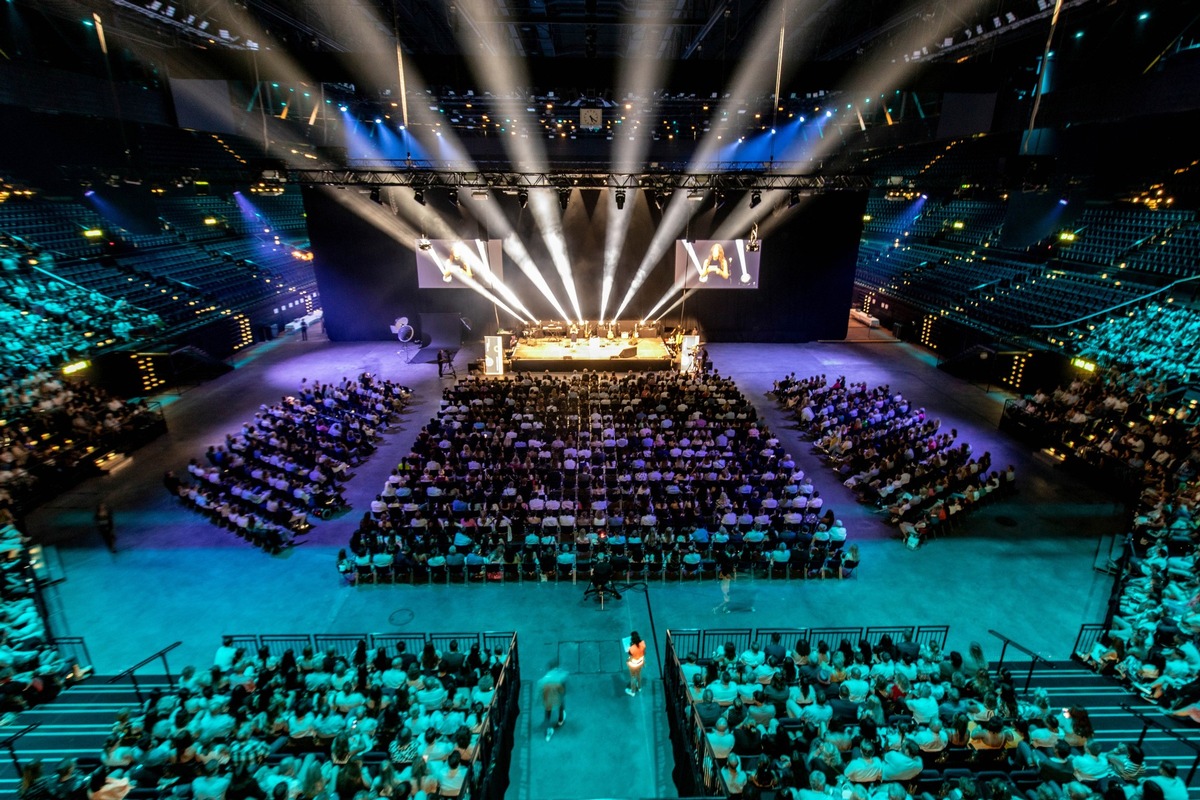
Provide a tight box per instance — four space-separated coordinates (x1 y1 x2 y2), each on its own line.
1071 623 1106 663
1121 704 1200 785
1029 273 1200 329
50 635 93 673
988 629 1057 691
1 722 39 780
108 641 182 704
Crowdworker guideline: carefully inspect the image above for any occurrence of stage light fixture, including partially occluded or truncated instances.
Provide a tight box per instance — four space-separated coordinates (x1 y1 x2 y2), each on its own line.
518 190 529 208
413 189 426 205
615 189 626 210
750 191 762 208
714 190 726 209
788 191 800 208
417 238 432 251
448 188 459 205
653 190 666 210
559 188 570 210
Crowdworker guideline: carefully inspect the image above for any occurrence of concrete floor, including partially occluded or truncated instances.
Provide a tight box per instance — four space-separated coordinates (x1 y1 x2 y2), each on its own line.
27 327 1121 800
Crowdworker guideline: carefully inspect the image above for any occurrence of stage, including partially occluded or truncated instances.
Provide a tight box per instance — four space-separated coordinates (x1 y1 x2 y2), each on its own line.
509 336 673 371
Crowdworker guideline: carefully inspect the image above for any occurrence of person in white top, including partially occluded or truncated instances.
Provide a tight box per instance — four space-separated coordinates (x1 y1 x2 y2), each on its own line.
706 717 734 759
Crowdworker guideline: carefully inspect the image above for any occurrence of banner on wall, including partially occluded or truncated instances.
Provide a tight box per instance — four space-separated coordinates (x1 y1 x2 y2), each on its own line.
674 239 762 289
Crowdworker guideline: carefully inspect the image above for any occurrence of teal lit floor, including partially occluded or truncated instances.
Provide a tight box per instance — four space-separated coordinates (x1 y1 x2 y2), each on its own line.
27 328 1120 800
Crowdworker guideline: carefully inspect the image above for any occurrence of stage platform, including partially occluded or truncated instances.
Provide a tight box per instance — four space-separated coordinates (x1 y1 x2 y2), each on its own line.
510 336 672 371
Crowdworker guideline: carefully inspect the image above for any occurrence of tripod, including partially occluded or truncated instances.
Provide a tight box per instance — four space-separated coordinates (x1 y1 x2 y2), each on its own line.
583 561 648 609
437 349 459 380
583 561 625 608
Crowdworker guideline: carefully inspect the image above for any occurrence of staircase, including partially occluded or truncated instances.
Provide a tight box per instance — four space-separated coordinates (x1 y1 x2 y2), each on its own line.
1008 660 1200 791
0 675 174 796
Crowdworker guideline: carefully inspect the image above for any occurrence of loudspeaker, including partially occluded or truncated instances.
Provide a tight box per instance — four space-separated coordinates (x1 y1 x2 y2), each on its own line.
617 346 637 359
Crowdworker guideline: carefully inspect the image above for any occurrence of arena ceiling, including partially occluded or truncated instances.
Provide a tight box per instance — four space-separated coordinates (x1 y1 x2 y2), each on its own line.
31 0 1116 67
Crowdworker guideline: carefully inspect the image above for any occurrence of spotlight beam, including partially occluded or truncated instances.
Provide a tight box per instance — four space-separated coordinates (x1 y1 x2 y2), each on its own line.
295 0 569 325
454 0 584 322
459 192 574 323
614 0 830 320
601 0 677 322
383 187 540 322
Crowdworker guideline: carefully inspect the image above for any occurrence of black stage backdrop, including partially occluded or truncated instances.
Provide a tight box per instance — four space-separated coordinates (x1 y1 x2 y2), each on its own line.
305 184 865 343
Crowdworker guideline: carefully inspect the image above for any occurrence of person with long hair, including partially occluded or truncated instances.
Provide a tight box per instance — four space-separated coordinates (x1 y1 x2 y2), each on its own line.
1062 706 1094 747
625 631 647 696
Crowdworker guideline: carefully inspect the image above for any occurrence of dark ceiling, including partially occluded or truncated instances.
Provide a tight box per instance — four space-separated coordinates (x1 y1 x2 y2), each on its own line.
24 0 1121 64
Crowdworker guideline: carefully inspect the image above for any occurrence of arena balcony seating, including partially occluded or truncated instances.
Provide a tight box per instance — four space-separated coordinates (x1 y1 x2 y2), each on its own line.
0 522 92 724
0 198 112 261
0 187 315 353
1122 222 1200 278
1067 208 1195 267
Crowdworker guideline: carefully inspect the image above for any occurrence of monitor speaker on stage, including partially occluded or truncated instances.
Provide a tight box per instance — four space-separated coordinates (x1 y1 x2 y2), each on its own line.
483 335 504 376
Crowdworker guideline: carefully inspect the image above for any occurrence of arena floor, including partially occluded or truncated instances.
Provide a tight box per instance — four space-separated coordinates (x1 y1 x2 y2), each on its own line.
27 324 1121 800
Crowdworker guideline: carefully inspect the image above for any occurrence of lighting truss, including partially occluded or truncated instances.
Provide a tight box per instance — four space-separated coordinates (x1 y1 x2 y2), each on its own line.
289 169 873 193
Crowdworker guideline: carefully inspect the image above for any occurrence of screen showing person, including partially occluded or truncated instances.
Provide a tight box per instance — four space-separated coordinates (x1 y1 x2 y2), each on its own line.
674 239 762 288
414 239 505 288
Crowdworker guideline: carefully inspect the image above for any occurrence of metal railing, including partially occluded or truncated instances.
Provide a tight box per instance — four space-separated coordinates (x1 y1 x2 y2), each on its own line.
471 632 519 800
665 630 727 797
107 641 182 704
50 636 93 675
1 723 38 780
222 631 514 662
667 625 951 662
988 629 1057 691
1121 704 1200 785
1072 623 1107 663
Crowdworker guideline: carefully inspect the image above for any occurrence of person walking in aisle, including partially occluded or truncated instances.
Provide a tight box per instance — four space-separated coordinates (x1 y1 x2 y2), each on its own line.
95 502 116 553
537 666 568 740
625 631 646 696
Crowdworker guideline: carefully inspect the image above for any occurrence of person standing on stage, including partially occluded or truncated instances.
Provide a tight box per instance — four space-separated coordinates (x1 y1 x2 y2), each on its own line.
625 631 647 696
537 666 568 741
300 320 308 341
436 349 449 377
95 502 116 553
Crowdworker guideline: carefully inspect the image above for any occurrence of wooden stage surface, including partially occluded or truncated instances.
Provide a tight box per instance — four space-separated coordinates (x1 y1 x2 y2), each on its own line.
510 336 672 371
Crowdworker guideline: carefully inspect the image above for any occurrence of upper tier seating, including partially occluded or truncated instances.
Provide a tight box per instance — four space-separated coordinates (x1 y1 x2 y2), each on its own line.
1066 207 1195 267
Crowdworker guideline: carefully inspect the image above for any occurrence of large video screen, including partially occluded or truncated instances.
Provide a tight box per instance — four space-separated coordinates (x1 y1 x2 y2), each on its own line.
415 239 505 289
674 239 762 289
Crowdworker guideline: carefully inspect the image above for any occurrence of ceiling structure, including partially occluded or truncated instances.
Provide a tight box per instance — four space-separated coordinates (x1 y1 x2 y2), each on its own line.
10 0 1199 178
27 0 1125 63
